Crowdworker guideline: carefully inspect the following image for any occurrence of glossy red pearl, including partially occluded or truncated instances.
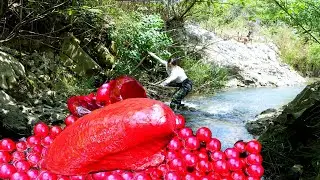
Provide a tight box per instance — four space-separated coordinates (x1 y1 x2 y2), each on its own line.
246 176 260 180
196 159 212 173
164 171 180 180
0 151 12 163
213 160 228 174
0 163 17 179
41 136 54 147
133 173 152 180
184 173 197 180
200 176 211 180
57 175 70 180
38 170 58 180
16 141 28 152
246 164 264 177
121 171 134 180
210 151 226 161
26 153 41 167
197 151 209 161
50 126 63 137
196 127 212 143
168 158 186 172
231 171 246 180
26 169 39 179
92 172 110 180
234 141 246 153
179 149 190 156
64 115 78 126
227 158 243 171
10 172 30 180
166 150 180 162
30 144 43 154
1 138 16 152
69 175 87 180
224 148 240 159
167 137 182 151
183 152 198 167
12 151 25 161
33 122 50 138
245 154 263 165
245 140 262 154
14 160 31 172
184 136 200 150
178 128 193 139
206 138 221 152
149 168 162 179
26 136 41 147
208 172 221 180
175 114 186 130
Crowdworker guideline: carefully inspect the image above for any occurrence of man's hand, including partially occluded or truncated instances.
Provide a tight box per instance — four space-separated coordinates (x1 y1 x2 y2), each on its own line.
0 51 25 89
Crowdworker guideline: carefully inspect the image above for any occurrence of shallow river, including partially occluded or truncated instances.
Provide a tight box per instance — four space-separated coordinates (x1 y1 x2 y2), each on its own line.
178 85 306 150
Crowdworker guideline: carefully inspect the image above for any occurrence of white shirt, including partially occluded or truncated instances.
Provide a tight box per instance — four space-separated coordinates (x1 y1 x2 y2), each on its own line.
158 59 188 86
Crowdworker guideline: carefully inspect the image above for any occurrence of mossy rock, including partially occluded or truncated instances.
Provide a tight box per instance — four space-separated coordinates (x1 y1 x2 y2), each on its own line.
259 81 320 180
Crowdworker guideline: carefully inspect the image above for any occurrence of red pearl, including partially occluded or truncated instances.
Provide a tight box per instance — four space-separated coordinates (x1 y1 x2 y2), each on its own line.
167 137 182 151
231 171 246 180
196 159 212 173
70 175 87 180
184 173 197 180
184 136 200 150
64 115 78 126
178 128 193 139
27 169 39 179
12 151 26 164
227 158 243 171
16 141 27 152
1 138 16 152
41 136 54 147
245 154 263 165
0 151 12 163
92 171 110 180
121 171 134 180
166 150 180 162
33 122 50 138
183 152 198 167
30 144 43 154
246 176 260 180
38 170 58 180
234 141 246 153
208 172 221 180
0 163 17 179
133 172 152 180
168 158 186 172
197 151 209 161
14 160 31 172
206 138 221 152
210 151 226 161
50 126 63 137
246 164 264 177
10 172 29 180
57 175 70 180
175 114 186 130
213 160 228 174
164 171 180 180
26 153 41 167
196 127 212 143
26 136 41 147
224 148 240 159
245 140 262 154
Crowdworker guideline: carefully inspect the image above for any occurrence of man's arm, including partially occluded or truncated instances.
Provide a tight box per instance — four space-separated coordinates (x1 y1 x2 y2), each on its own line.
148 52 167 66
161 72 178 86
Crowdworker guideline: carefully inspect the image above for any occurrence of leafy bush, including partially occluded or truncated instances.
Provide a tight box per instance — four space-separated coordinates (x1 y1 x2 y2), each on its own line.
181 57 228 94
111 13 173 75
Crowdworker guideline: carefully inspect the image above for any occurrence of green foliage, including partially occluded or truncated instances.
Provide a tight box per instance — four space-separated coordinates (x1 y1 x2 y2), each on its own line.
181 57 228 94
111 13 173 75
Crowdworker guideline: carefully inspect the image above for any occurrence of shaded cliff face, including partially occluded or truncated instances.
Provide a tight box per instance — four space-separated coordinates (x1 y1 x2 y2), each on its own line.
255 82 320 179
184 24 305 88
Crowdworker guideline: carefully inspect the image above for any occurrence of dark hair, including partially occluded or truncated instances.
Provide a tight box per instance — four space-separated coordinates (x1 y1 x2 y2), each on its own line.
167 57 181 66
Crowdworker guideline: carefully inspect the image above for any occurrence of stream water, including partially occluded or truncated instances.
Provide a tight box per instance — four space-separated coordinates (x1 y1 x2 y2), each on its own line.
178 85 306 150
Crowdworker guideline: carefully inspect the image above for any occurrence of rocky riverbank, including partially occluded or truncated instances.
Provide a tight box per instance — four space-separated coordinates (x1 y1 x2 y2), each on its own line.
184 24 306 88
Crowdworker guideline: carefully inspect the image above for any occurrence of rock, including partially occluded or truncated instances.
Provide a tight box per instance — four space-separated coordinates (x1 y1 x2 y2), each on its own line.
256 81 320 179
95 43 115 67
60 33 101 76
184 24 305 87
0 50 25 89
0 90 32 140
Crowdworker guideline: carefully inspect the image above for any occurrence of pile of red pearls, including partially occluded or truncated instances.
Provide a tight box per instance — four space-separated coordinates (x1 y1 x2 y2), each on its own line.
0 77 264 179
0 115 264 180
